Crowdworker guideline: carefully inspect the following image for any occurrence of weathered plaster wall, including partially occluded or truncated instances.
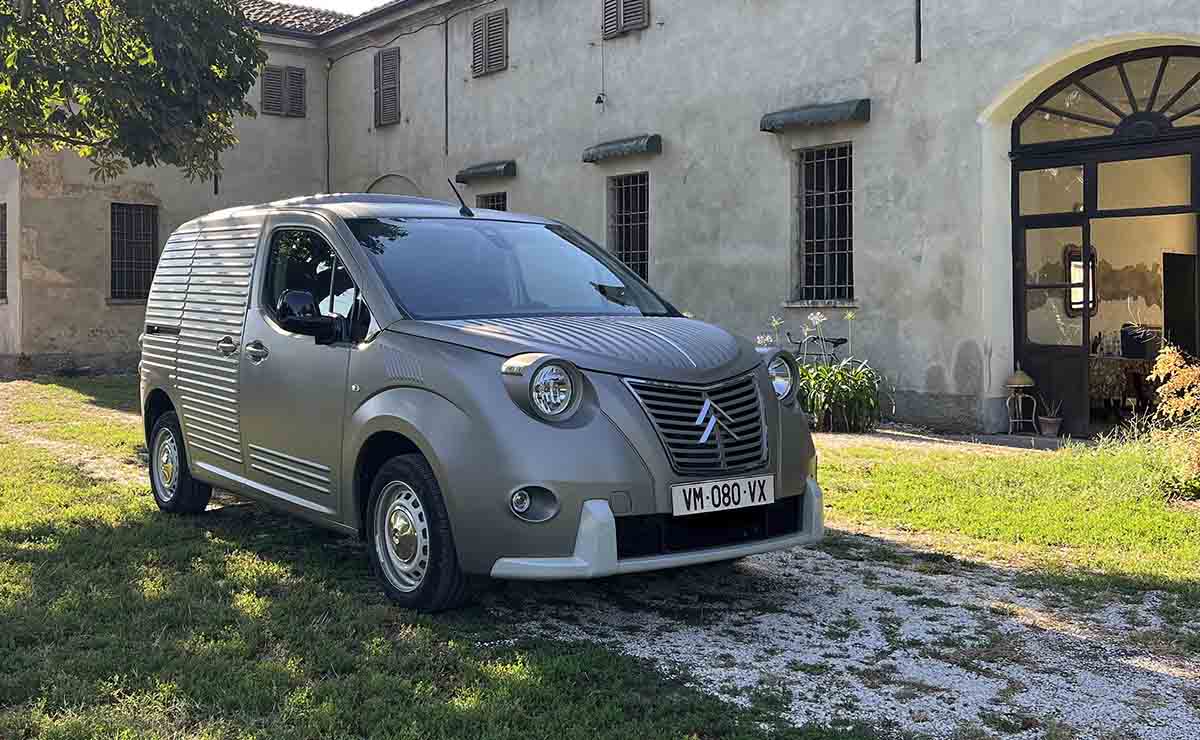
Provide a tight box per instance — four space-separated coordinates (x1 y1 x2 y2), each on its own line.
324 0 1200 429
11 40 328 366
0 160 18 359
11 2 1200 426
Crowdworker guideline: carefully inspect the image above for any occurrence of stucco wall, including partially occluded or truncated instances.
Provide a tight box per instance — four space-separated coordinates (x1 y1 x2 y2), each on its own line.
323 0 1200 431
8 1 1200 427
10 40 328 366
0 160 18 358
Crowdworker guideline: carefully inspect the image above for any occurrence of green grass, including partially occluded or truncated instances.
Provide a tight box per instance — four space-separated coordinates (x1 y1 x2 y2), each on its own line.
822 442 1200 601
5 373 1199 736
0 433 885 740
5 376 143 459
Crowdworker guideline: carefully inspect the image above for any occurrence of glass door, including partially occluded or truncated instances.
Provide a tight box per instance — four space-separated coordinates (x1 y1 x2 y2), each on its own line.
1016 223 1091 435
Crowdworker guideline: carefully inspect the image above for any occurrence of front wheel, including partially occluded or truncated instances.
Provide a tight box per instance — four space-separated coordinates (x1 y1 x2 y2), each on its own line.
149 410 213 514
366 454 471 612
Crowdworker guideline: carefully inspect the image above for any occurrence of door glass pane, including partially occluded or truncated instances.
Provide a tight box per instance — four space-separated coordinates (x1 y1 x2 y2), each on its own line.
1027 288 1083 346
1020 110 1112 145
1080 66 1135 115
329 261 357 318
1123 58 1166 112
264 229 339 318
1019 166 1084 215
1025 227 1083 284
1098 155 1191 210
1042 85 1122 127
1090 214 1196 354
1161 56 1200 125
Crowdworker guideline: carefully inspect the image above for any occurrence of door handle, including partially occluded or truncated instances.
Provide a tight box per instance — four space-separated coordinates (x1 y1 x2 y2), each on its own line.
244 341 270 363
216 336 240 356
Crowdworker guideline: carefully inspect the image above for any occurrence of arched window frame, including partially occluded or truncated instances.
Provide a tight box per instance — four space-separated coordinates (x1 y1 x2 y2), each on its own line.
1013 46 1200 153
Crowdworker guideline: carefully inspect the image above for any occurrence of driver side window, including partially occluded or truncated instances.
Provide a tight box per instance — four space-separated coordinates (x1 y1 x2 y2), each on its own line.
263 228 374 343
263 229 341 319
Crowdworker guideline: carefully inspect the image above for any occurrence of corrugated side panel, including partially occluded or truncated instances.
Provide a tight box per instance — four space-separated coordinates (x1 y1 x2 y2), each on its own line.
141 230 196 375
176 225 260 467
248 443 333 496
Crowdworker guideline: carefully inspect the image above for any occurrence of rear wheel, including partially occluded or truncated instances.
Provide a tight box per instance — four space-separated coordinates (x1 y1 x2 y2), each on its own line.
366 454 471 612
149 411 212 514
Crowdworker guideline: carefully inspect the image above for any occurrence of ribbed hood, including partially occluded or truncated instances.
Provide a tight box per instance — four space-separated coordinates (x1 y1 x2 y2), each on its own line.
388 315 761 384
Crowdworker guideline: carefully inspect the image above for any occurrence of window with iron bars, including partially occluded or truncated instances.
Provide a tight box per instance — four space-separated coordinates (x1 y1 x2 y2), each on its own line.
476 192 507 211
607 172 650 281
111 203 159 301
0 204 7 302
794 143 854 302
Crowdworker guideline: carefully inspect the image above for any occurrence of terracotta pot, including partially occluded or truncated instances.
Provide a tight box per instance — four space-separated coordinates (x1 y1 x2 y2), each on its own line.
1038 416 1063 437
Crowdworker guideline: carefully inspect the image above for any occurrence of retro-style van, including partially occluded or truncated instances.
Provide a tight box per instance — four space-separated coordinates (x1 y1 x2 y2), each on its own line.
140 194 823 611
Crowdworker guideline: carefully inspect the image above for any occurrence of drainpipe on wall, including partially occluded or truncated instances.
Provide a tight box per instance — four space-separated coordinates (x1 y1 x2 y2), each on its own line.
444 20 450 158
325 58 333 193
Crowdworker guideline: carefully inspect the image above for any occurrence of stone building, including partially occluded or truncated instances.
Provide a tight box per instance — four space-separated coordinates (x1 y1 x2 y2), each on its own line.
2 0 1200 434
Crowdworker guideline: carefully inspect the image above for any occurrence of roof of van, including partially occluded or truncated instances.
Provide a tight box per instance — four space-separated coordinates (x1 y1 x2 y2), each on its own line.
183 194 555 231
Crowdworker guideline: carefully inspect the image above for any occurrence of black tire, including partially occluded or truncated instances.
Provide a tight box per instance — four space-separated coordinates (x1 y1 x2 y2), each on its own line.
149 411 213 515
366 454 471 612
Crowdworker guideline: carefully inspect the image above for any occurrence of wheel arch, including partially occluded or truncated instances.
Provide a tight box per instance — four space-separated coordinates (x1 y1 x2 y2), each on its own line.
342 387 488 564
143 388 176 448
353 429 426 538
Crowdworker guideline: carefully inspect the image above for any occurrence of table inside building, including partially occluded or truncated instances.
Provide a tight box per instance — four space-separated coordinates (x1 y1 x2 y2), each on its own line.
1088 355 1157 408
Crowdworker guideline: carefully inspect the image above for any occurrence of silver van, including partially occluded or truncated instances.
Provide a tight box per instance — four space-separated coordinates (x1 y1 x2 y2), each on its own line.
139 194 824 611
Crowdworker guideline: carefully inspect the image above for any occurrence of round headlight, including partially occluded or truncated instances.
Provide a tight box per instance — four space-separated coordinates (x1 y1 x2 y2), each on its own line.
531 363 575 418
768 354 795 400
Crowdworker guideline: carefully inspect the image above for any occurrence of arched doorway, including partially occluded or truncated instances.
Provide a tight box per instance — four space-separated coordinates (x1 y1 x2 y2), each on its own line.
1013 47 1200 435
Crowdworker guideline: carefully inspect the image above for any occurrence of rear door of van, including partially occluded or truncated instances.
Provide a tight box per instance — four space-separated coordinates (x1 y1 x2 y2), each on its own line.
172 221 262 480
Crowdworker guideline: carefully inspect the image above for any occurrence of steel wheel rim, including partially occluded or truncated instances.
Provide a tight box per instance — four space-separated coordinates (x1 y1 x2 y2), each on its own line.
375 481 430 593
153 428 180 502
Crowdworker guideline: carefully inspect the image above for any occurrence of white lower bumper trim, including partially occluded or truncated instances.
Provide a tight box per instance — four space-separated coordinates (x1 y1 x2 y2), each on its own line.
489 477 824 580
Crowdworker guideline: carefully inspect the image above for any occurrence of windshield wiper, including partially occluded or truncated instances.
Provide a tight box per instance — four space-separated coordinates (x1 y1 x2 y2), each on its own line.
591 282 633 307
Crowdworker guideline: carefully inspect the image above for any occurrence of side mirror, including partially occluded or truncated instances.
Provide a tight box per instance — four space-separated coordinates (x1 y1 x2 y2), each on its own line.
276 289 337 343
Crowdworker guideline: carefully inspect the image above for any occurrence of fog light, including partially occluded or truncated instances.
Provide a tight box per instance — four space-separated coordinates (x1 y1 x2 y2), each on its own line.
508 486 560 523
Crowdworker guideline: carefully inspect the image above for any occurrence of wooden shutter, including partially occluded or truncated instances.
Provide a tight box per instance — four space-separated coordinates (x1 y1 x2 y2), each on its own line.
485 10 507 74
602 0 620 38
374 48 400 127
261 66 285 116
471 15 487 77
472 10 508 78
373 51 381 126
284 67 306 118
621 0 649 32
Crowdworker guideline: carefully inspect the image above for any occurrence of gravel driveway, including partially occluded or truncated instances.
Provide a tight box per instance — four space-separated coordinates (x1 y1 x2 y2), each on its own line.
490 530 1200 740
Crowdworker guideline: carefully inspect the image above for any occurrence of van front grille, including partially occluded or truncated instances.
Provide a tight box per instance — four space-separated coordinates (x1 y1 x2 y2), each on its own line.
625 373 767 476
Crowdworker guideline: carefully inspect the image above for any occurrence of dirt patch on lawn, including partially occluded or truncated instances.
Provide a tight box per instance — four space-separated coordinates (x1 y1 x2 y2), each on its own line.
0 380 146 487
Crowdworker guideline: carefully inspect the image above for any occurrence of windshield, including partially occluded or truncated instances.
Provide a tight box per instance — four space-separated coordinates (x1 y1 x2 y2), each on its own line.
345 218 675 320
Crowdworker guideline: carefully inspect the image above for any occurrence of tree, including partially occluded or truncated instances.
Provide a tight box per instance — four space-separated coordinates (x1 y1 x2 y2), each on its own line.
0 0 266 180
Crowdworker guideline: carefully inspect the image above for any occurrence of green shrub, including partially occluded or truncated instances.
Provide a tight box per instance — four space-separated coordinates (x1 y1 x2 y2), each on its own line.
795 359 887 433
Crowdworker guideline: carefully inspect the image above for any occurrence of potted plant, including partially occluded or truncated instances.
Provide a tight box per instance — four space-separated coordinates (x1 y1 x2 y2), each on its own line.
1038 394 1064 437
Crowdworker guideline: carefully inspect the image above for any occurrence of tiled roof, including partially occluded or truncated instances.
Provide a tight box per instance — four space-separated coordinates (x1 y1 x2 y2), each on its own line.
239 0 353 35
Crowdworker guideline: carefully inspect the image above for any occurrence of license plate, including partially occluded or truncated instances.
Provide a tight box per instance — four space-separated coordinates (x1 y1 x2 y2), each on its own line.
671 475 775 517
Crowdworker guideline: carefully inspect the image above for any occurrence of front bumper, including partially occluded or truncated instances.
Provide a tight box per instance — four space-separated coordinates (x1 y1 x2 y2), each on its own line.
490 477 824 580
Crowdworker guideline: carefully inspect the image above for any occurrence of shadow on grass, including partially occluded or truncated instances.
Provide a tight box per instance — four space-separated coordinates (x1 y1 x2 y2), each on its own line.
27 373 140 415
0 495 891 740
812 528 1200 610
